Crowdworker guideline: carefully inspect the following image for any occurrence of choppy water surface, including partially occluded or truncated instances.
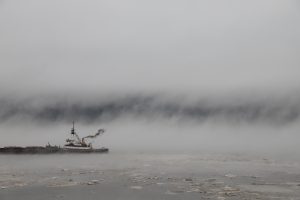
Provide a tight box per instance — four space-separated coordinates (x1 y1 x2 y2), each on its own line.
1 152 300 200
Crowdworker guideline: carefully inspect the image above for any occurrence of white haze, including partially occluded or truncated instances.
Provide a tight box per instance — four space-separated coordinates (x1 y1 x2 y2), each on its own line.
1 117 300 161
0 0 299 94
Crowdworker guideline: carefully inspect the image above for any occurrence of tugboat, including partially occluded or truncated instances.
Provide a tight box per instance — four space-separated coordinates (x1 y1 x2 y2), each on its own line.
0 122 109 154
63 122 109 153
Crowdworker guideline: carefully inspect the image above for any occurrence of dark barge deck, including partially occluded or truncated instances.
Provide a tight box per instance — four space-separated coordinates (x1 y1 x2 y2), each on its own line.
0 146 109 154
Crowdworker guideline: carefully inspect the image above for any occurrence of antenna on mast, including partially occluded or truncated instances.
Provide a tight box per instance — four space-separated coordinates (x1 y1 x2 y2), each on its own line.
71 121 75 135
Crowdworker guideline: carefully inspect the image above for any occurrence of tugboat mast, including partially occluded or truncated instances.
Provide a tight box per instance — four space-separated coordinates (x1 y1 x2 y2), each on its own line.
69 121 81 144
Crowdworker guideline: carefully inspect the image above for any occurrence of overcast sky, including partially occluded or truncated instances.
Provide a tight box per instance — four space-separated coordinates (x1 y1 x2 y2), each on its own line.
0 0 299 95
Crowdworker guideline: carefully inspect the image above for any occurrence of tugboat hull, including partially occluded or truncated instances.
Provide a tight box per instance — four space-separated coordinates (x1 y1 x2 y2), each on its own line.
62 146 109 153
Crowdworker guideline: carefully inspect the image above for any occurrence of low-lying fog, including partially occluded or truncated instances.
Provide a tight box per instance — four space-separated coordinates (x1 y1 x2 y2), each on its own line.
0 92 299 160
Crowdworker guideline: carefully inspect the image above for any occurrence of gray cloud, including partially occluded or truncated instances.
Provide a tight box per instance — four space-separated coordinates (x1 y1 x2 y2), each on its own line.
0 93 299 125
